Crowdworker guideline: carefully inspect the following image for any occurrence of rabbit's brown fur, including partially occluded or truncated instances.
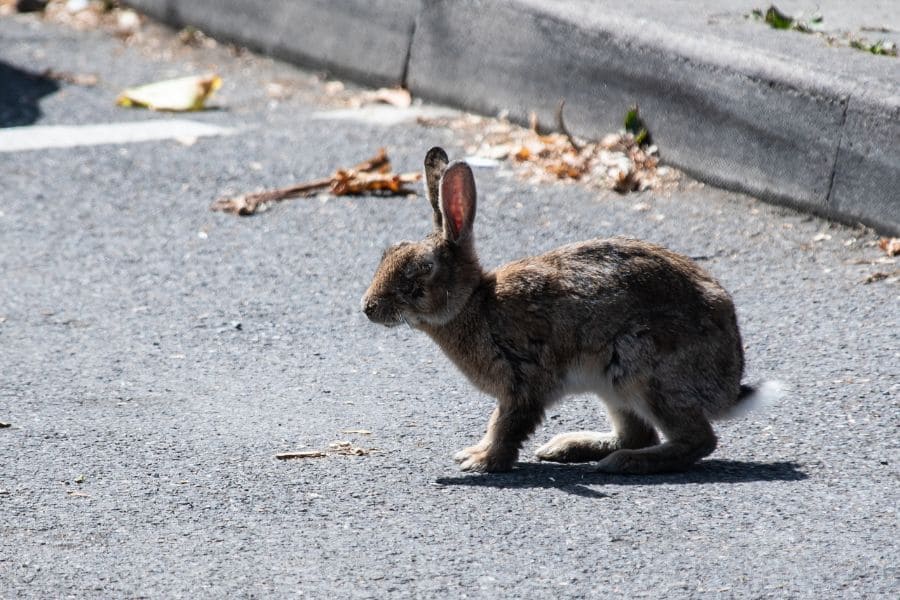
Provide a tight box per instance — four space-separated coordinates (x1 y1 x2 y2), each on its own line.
362 147 771 474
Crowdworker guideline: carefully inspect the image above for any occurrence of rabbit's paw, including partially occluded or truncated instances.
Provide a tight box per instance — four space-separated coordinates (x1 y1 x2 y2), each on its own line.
594 449 654 474
453 444 486 464
457 448 515 473
535 431 618 463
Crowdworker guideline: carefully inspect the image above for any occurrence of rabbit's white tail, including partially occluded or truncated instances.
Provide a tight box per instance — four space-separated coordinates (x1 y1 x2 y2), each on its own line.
722 380 785 419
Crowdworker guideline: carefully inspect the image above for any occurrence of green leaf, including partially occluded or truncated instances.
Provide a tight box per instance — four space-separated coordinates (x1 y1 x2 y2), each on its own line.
624 105 650 147
850 38 898 57
755 5 818 33
764 6 794 30
624 106 640 133
634 129 648 146
869 40 898 56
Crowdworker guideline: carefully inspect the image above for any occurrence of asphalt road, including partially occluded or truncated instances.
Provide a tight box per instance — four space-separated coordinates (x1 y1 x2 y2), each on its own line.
1 13 898 599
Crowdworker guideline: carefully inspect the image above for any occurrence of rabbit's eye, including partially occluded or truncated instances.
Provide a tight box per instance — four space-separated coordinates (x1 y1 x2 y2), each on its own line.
404 261 433 279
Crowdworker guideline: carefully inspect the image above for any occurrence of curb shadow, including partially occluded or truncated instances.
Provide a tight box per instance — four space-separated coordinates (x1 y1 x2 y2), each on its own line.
0 61 60 127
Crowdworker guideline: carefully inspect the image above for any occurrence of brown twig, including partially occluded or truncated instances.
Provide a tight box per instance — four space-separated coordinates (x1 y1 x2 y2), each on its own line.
209 177 333 215
556 99 583 152
862 269 900 284
275 451 327 460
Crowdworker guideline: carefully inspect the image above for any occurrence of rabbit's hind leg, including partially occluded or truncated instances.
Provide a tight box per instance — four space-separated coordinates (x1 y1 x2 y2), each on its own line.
535 431 618 463
535 406 659 463
595 391 717 474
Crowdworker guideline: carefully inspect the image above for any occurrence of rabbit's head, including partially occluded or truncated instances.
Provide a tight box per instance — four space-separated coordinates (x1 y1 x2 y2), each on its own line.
362 147 482 328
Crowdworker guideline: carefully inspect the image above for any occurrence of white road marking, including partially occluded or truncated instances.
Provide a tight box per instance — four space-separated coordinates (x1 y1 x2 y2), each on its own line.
0 119 235 152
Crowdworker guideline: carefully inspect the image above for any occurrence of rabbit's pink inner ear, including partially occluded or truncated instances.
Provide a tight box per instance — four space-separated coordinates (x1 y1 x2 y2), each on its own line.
441 163 476 241
447 195 465 239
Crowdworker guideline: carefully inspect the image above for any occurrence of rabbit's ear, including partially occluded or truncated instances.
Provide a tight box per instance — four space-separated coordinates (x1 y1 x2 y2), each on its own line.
439 161 477 243
424 146 449 232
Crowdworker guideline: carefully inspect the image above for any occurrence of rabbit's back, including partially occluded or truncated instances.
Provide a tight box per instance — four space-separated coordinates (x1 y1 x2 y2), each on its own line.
493 236 735 330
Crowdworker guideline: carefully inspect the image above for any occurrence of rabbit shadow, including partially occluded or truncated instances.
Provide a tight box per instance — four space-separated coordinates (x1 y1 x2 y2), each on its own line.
435 459 807 498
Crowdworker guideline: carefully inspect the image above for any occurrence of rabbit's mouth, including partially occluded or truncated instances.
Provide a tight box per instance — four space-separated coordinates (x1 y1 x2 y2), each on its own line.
380 314 404 328
365 310 403 327
362 295 404 327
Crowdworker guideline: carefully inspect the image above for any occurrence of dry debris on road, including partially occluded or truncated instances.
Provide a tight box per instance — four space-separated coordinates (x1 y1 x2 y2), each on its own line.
212 148 421 216
878 237 900 256
749 4 898 57
116 73 222 111
275 450 328 460
419 102 675 194
275 441 379 461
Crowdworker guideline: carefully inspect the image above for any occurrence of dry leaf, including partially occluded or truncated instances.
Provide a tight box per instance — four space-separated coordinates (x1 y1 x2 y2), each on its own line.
599 133 621 149
115 9 141 37
178 26 215 48
878 237 900 256
357 87 412 108
266 82 290 99
275 451 327 460
613 169 640 193
116 74 222 111
42 68 98 86
212 148 421 216
323 80 345 95
328 441 377 456
331 170 420 196
862 269 900 284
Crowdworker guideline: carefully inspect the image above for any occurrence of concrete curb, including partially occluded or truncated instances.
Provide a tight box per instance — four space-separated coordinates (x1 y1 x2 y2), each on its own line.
123 0 418 87
124 0 900 235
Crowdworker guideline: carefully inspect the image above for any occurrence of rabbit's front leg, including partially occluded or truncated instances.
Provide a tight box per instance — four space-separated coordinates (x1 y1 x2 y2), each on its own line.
453 407 499 464
457 398 544 473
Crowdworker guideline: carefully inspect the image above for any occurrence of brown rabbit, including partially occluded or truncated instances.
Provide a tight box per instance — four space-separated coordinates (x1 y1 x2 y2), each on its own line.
362 147 781 474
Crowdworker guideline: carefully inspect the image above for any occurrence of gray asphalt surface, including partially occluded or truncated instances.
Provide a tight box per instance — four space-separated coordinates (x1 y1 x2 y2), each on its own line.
1 13 898 599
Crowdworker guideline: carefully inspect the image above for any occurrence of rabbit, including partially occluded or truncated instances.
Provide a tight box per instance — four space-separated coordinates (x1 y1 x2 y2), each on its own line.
361 146 782 474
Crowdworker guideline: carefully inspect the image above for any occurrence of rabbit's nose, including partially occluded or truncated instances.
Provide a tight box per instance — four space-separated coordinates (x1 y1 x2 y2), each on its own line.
362 296 379 318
